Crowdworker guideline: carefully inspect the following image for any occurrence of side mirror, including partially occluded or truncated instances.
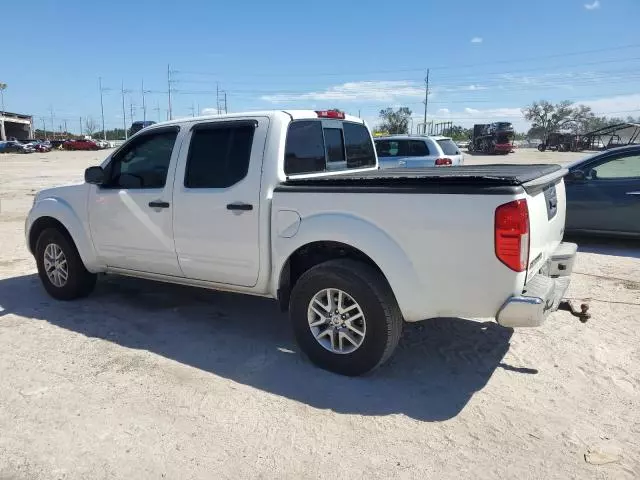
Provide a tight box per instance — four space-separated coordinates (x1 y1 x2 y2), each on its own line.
566 170 586 182
84 166 105 185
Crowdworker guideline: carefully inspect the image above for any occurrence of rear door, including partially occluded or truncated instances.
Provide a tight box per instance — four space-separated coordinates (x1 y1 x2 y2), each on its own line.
566 150 640 234
374 139 401 169
171 118 268 286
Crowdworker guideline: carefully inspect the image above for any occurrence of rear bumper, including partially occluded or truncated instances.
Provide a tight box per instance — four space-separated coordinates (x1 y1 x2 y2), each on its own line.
496 242 577 328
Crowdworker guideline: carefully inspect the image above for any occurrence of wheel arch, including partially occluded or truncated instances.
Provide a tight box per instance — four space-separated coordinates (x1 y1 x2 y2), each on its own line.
27 198 101 272
272 213 427 321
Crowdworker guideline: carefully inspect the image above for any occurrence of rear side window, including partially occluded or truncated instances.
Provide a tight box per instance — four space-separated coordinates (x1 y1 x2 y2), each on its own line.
185 122 255 188
437 139 460 155
284 120 375 175
408 140 429 156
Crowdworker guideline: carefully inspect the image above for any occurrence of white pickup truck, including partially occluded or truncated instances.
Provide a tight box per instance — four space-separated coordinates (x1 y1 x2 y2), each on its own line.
26 110 578 376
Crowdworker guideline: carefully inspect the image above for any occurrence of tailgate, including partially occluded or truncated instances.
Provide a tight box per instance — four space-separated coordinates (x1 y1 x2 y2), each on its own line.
525 177 567 283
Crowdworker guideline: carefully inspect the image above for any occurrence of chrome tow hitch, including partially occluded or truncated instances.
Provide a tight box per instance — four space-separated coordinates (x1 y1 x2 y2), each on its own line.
559 300 590 323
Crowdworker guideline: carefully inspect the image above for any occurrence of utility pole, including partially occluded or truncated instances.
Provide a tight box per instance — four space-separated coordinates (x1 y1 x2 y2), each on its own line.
189 103 195 117
121 81 127 140
99 77 106 140
42 118 47 139
141 79 147 123
216 82 220 114
358 109 361 118
50 107 55 139
423 69 430 133
167 64 173 120
79 117 83 136
154 102 161 122
130 101 135 124
64 120 68 136
224 92 228 114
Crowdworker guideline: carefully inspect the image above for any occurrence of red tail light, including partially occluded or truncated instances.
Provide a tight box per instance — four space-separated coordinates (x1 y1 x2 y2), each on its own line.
315 109 345 119
495 199 529 272
435 158 452 166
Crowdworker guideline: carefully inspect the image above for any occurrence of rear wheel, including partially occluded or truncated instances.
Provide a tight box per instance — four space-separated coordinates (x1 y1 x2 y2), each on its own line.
35 228 97 300
289 259 403 376
538 144 546 152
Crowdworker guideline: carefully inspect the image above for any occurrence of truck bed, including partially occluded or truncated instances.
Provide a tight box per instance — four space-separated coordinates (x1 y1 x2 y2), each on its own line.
279 164 566 195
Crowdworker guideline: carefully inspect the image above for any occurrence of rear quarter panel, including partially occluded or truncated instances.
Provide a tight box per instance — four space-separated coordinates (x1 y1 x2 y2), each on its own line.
271 189 527 321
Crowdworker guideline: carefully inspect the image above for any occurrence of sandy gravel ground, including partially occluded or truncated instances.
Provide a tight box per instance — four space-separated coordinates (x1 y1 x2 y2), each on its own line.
0 148 638 479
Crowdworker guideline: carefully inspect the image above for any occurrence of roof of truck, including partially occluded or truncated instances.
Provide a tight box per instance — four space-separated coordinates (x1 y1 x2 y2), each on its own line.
148 110 365 128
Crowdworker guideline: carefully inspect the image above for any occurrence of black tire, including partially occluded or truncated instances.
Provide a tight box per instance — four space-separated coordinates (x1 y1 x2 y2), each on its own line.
538 144 546 152
289 259 403 376
35 227 97 300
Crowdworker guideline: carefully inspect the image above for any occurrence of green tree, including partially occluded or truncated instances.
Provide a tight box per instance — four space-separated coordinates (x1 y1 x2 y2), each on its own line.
377 107 412 134
522 100 594 138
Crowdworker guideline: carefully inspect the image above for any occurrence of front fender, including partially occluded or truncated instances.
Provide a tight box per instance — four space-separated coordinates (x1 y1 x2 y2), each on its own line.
272 212 427 321
27 197 102 272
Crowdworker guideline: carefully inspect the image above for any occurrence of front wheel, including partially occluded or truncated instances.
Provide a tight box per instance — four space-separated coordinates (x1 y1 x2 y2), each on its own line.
289 259 403 376
35 228 97 300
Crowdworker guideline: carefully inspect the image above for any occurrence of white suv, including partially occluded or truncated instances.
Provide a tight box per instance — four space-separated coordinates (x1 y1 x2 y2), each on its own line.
374 135 465 169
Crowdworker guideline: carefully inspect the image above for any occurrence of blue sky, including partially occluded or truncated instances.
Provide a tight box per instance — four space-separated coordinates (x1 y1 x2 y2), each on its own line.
2 0 639 132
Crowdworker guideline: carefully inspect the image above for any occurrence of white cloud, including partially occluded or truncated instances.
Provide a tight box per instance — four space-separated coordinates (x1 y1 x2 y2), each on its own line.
584 1 600 10
261 81 424 103
471 37 483 44
580 93 640 115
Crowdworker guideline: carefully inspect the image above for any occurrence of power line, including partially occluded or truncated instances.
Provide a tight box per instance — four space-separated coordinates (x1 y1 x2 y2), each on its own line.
170 43 640 79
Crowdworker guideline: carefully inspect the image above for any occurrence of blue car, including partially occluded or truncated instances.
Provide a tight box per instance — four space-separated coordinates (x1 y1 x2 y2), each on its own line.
565 145 640 237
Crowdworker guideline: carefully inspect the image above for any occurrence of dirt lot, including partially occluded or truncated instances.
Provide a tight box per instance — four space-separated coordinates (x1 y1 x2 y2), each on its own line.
1 148 639 479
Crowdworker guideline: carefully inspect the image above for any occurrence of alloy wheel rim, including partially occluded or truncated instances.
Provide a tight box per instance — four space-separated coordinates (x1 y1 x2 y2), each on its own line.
308 288 366 354
43 243 68 288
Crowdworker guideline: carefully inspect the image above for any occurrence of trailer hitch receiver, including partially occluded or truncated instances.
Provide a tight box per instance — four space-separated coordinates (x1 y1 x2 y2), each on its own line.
559 300 590 323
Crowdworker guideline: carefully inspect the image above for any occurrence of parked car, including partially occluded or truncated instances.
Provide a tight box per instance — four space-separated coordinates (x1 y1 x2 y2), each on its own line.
564 144 640 237
26 109 577 376
374 135 464 168
94 139 110 149
22 140 52 152
129 120 156 137
63 139 99 151
0 141 34 153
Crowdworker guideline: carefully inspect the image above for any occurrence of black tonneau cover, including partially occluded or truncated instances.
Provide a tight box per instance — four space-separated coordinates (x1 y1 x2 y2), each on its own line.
279 164 566 195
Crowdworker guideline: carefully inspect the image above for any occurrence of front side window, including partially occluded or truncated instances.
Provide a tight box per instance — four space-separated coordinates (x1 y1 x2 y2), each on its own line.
590 153 640 180
105 129 178 189
184 123 255 188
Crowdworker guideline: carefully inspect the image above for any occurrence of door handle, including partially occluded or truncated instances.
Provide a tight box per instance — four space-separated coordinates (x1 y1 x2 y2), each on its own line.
227 203 253 211
148 200 170 208
626 191 640 195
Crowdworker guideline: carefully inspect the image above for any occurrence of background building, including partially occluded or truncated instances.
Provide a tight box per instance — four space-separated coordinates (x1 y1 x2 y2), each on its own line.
0 111 33 141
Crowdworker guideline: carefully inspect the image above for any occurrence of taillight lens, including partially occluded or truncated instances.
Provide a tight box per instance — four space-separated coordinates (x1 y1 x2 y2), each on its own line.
315 109 345 119
495 199 529 272
435 157 452 166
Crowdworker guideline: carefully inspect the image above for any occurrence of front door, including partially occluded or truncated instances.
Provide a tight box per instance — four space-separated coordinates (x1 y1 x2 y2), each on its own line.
566 150 640 234
88 127 183 276
172 118 268 286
